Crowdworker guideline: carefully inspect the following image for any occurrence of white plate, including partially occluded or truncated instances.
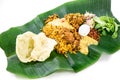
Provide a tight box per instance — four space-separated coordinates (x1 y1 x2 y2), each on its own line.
0 0 120 80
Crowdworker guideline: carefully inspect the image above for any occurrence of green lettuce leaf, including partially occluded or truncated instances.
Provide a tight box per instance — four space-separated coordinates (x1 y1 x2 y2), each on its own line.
93 16 120 38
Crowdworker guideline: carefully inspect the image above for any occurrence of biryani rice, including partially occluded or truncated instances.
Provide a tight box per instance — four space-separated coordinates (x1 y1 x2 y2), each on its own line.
43 13 99 55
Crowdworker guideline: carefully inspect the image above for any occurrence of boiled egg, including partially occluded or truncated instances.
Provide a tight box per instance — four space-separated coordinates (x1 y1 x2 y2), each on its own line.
78 24 90 36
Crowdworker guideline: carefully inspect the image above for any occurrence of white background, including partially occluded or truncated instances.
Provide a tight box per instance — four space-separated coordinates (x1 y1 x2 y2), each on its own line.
0 0 120 80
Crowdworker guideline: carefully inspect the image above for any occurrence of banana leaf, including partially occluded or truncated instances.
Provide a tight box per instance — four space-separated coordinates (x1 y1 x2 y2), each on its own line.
0 0 120 78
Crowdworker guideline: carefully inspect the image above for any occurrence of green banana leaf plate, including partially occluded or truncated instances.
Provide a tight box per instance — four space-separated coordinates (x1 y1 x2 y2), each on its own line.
0 0 120 79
